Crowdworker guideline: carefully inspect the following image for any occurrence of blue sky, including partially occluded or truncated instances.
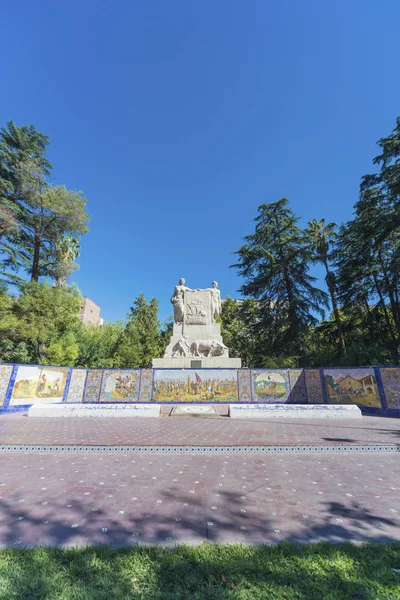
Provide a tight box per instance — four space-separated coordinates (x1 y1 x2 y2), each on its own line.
2 0 400 323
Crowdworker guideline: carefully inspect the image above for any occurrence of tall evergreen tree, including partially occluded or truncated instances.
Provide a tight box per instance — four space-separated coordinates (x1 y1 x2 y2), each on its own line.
233 199 328 356
117 293 162 367
0 121 89 285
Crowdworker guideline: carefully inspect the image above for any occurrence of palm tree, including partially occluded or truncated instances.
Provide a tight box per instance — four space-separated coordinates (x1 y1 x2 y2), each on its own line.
307 219 346 357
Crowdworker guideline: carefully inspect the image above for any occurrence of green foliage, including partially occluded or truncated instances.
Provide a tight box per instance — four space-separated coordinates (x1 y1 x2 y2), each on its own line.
0 118 399 370
0 121 89 286
221 297 264 367
307 219 346 357
0 282 81 365
233 198 329 358
225 117 400 368
74 322 125 368
116 293 164 368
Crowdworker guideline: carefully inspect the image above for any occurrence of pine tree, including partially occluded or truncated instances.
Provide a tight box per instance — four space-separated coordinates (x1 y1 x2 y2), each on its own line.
0 121 89 285
233 198 328 356
117 293 162 367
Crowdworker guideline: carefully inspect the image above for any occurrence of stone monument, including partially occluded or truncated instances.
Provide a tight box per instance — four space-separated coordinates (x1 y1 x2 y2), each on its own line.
152 279 242 368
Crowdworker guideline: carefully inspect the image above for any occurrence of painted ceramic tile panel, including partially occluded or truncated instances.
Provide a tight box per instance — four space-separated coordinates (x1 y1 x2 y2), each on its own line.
288 369 308 404
305 370 324 404
10 365 68 405
238 369 252 402
153 369 238 402
139 369 153 402
83 370 103 403
379 368 400 409
251 370 289 403
66 369 87 403
0 365 13 406
100 370 140 402
323 368 381 408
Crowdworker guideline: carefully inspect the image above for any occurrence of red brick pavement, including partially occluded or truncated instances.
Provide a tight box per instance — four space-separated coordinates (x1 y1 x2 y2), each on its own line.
0 452 399 547
0 413 399 446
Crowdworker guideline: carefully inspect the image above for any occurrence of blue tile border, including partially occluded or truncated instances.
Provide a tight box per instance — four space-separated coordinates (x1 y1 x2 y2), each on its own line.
0 443 398 455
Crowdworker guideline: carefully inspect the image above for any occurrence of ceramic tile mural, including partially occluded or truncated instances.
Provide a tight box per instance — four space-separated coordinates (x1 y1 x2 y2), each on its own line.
0 363 395 413
305 370 324 404
10 365 68 406
324 368 381 408
153 369 238 402
83 370 103 403
238 369 252 402
379 368 400 409
288 369 308 404
0 365 13 406
139 369 153 402
66 369 87 403
99 370 140 402
251 370 290 403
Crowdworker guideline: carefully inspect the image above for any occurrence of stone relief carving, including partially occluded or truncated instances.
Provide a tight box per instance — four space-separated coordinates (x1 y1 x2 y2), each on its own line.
190 339 228 358
164 337 228 358
185 297 208 325
170 278 191 324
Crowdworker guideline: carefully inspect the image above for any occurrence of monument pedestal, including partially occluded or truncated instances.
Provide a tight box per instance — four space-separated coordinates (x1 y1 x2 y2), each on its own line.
152 356 242 368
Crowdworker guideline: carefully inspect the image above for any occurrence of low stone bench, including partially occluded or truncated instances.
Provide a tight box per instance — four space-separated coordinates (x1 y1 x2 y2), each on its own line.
28 403 160 418
229 404 362 419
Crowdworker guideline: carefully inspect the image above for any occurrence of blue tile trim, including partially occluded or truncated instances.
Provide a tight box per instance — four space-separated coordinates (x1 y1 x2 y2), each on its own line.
0 443 398 455
137 368 143 400
3 365 18 408
375 367 388 412
319 368 329 404
0 404 30 414
82 369 90 402
62 368 72 403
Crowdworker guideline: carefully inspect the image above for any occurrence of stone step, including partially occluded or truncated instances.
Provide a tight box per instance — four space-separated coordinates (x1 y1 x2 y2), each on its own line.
169 405 220 417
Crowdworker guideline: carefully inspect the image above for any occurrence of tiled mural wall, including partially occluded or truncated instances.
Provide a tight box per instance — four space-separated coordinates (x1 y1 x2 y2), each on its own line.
0 364 399 415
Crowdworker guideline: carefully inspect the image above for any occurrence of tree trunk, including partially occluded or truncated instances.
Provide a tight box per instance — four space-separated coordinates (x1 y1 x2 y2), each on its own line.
283 263 297 333
31 234 41 282
372 274 398 339
323 261 346 357
377 250 400 336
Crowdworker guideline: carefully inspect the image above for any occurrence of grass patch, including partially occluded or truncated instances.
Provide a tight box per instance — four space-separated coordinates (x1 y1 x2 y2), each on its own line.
0 542 399 599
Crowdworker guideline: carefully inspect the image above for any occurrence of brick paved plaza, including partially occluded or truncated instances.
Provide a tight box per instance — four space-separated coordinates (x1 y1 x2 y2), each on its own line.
1 413 400 446
0 413 399 547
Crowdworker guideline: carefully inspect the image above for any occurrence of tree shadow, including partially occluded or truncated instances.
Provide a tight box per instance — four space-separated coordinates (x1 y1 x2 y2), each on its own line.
1 486 400 598
322 437 356 442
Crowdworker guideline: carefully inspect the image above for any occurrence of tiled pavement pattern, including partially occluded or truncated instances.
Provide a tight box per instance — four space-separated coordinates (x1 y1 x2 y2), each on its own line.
0 414 399 547
1 413 400 446
0 452 399 547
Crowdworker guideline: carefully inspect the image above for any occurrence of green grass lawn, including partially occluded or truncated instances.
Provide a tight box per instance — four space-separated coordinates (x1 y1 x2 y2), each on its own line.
0 542 399 600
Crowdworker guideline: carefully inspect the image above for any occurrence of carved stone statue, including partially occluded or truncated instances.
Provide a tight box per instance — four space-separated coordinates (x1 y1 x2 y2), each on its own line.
206 281 222 322
170 278 191 324
152 277 242 368
172 337 191 357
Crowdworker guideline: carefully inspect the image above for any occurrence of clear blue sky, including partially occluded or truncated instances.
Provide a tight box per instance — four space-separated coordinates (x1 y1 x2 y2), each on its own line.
2 0 400 323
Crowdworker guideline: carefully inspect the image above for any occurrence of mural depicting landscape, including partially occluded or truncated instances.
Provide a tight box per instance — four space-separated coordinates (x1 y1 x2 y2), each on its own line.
100 370 139 402
153 369 238 402
253 370 289 402
10 366 68 405
323 368 381 408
